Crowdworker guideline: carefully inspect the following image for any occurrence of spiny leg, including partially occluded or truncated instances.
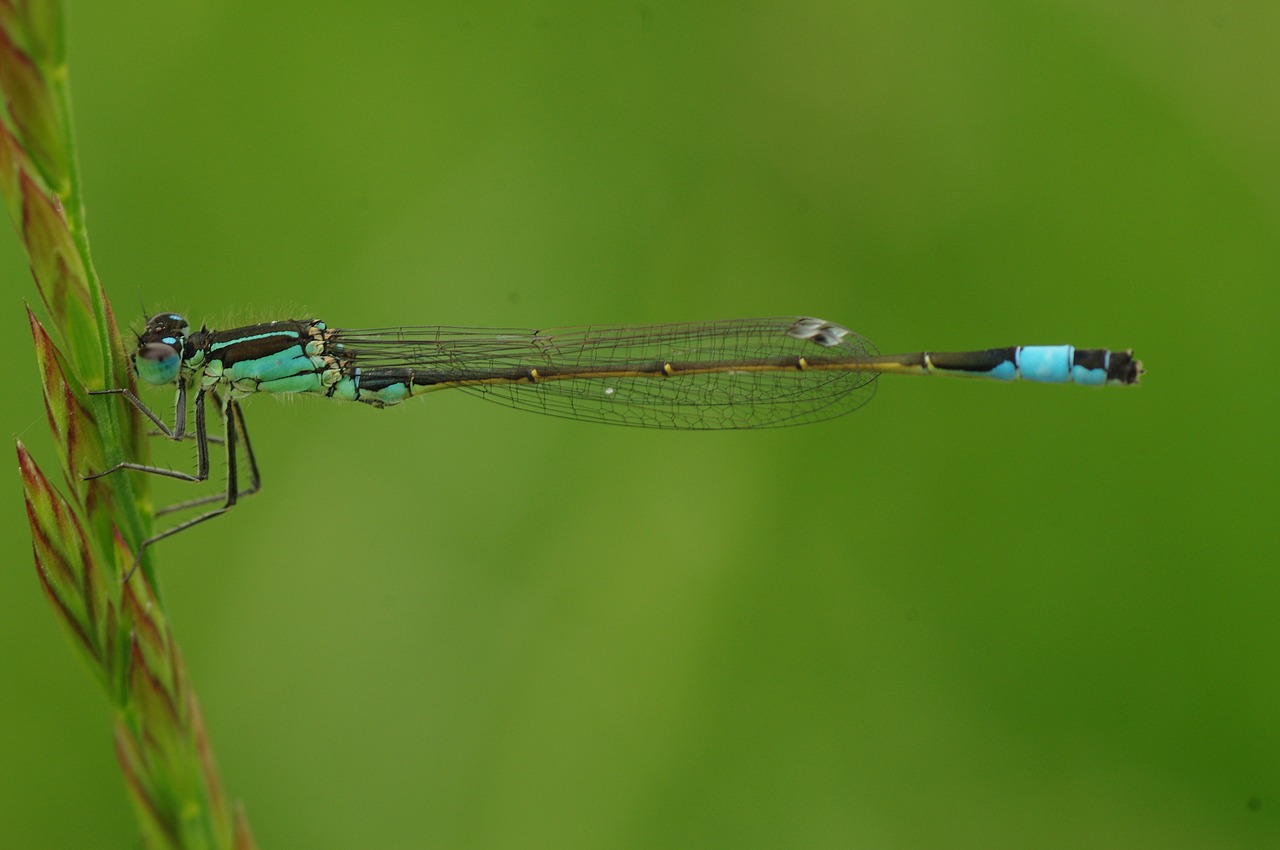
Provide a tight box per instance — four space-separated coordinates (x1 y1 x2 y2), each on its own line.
91 386 255 513
86 382 206 482
141 384 224 445
148 431 225 446
123 390 245 581
89 384 226 581
89 385 183 438
156 398 261 516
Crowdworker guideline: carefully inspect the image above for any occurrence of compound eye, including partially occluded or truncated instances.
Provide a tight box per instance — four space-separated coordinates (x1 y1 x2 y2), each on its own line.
135 340 182 385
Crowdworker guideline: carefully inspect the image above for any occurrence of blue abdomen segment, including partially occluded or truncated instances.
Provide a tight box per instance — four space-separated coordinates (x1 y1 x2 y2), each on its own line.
1017 345 1074 383
330 368 416 406
921 346 1141 385
328 365 519 407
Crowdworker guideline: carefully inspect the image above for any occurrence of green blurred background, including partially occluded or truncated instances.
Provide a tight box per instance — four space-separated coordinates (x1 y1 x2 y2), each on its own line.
2 2 1277 847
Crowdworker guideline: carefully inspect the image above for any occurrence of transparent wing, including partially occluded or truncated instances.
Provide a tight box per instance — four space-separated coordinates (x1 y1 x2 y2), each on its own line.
330 317 879 429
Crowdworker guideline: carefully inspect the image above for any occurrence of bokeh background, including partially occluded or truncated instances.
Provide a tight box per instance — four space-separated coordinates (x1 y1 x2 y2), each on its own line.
2 2 1277 848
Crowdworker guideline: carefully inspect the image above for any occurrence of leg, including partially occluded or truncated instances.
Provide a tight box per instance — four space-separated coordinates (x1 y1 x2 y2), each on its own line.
155 399 262 516
146 431 224 445
123 393 243 582
145 385 226 444
86 383 206 482
89 383 187 439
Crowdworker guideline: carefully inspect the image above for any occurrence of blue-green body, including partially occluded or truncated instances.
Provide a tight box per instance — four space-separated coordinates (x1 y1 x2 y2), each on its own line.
136 314 1140 422
94 312 1141 574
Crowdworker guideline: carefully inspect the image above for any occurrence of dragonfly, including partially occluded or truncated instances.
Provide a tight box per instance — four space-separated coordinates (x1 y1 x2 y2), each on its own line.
89 313 1142 575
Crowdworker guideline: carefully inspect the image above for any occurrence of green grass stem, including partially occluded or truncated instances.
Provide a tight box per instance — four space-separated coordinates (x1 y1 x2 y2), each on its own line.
2 3 256 847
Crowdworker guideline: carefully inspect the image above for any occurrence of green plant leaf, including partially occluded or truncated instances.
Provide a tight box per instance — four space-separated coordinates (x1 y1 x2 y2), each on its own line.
19 168 99 381
18 441 114 680
0 19 69 196
5 3 254 846
27 305 104 488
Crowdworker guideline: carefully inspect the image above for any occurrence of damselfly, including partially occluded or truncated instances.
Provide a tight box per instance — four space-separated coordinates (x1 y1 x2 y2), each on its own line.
90 313 1142 572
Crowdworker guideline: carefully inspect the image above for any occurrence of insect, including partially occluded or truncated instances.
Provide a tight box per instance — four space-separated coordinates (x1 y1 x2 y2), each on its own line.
90 312 1142 575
